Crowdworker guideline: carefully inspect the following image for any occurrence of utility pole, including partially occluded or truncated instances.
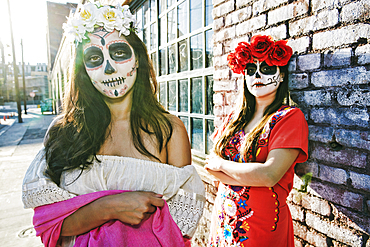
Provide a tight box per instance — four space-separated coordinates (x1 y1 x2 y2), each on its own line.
21 39 27 114
0 41 7 102
7 0 22 123
0 41 4 101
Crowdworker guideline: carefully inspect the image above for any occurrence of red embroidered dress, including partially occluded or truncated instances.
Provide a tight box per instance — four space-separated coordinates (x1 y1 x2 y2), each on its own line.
209 106 308 247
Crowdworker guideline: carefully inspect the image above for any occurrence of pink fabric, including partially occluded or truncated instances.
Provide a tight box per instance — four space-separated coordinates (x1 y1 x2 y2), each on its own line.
33 190 186 247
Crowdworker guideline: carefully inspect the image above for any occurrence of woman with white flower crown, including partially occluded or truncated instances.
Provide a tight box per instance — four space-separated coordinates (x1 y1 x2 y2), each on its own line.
205 35 309 246
22 2 205 247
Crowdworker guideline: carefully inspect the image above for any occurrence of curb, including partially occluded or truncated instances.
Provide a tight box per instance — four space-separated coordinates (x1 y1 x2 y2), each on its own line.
0 119 17 138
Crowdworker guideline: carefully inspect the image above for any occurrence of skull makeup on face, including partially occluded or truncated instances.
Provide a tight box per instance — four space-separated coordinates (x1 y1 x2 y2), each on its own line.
83 29 137 98
245 60 284 98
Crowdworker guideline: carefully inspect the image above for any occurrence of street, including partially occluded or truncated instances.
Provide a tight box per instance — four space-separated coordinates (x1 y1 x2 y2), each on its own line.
0 108 55 247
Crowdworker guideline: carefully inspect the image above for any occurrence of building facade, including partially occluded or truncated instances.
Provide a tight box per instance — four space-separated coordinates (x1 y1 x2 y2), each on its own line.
0 62 48 104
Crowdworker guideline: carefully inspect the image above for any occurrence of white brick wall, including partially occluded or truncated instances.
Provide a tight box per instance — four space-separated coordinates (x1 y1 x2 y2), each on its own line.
252 0 288 15
356 44 370 64
290 9 339 37
312 24 370 50
225 6 252 26
235 14 266 36
340 0 370 23
267 1 309 25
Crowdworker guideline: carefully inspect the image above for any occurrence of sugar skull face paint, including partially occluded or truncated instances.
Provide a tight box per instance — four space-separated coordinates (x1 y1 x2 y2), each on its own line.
83 29 137 98
245 61 283 98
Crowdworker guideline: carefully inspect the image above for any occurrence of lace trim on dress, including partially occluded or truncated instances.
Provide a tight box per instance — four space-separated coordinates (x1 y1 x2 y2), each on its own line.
167 188 206 238
22 181 76 209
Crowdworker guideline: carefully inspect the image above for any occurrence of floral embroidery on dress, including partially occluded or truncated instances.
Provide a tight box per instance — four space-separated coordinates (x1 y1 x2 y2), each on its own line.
210 106 296 246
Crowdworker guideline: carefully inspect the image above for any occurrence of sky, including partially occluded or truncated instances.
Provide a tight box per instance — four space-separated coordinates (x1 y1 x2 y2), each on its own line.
0 0 79 65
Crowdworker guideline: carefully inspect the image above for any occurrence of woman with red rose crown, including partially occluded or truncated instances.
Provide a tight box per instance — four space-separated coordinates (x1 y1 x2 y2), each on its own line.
205 35 308 246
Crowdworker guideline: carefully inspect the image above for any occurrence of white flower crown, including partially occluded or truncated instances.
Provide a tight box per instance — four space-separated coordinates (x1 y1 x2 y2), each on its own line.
63 1 137 44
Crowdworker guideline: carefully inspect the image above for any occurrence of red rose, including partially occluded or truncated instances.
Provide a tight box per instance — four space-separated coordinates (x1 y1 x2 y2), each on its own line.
250 35 274 60
265 40 293 66
235 42 253 65
227 53 244 74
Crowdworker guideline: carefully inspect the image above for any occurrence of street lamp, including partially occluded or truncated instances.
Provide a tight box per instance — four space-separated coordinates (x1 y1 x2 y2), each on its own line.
21 39 27 114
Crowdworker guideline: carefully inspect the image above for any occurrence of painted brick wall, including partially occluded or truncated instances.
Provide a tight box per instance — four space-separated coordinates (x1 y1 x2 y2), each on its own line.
192 0 370 246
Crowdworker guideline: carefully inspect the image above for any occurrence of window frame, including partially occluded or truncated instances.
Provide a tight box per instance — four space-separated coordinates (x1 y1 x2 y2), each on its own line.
131 0 214 159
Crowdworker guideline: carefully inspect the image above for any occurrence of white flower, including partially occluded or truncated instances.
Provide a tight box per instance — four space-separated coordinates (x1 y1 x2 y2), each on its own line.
96 6 123 32
63 16 87 43
116 4 136 36
118 27 130 36
224 199 237 216
63 1 137 43
116 4 129 14
78 2 98 32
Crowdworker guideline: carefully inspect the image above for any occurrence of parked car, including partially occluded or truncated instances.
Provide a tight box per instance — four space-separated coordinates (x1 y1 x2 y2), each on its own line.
40 99 53 114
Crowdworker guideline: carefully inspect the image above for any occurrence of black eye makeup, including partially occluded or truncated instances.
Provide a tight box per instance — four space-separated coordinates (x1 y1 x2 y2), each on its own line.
109 43 132 61
259 61 277 75
84 47 104 68
244 62 277 76
245 63 257 76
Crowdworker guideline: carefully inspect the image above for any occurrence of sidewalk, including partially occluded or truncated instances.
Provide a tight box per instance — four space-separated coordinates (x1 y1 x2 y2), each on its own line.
0 108 56 247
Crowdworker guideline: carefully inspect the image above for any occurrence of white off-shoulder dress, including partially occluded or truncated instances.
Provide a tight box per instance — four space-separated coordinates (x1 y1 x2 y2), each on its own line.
22 148 206 246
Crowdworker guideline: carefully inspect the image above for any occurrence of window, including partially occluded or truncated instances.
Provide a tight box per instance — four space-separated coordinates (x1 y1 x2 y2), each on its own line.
133 0 214 157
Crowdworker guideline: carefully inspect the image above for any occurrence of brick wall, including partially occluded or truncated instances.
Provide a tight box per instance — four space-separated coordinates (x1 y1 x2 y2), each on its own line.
192 0 370 246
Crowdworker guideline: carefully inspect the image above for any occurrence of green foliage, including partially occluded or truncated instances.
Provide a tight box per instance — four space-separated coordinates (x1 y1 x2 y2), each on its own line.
296 172 312 193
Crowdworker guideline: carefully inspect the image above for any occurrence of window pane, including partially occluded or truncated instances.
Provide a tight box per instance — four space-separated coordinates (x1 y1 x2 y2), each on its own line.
190 0 202 32
136 7 143 40
159 49 166 75
205 0 213 26
168 80 176 111
150 0 156 22
206 29 213 68
151 52 157 76
143 1 149 26
177 0 187 38
168 0 176 7
168 9 176 42
206 119 214 154
178 39 188 72
206 75 214 115
179 79 188 112
160 16 167 46
159 82 166 107
190 34 203 70
191 118 203 152
168 44 176 74
159 0 166 14
143 27 148 46
136 7 143 30
179 116 189 133
191 77 203 114
150 23 157 49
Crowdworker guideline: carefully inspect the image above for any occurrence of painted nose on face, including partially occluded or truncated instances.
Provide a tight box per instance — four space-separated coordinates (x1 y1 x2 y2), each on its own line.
255 72 261 78
104 60 116 74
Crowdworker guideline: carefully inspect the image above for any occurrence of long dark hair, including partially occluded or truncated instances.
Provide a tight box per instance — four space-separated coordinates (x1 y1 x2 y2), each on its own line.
45 31 172 185
213 65 289 160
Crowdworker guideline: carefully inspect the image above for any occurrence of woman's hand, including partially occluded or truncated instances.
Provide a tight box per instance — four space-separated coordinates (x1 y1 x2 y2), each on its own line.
101 191 165 225
205 153 242 186
61 191 165 236
205 152 224 172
